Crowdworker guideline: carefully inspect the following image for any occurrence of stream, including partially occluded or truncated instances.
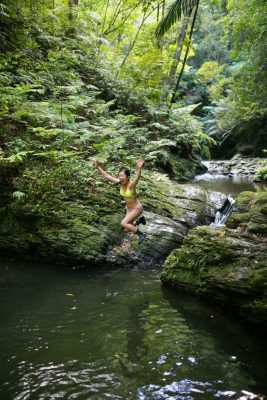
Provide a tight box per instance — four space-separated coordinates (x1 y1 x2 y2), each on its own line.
193 173 265 197
0 176 266 400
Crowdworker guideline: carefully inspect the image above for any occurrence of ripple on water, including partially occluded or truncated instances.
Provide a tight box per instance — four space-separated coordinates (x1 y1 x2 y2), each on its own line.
13 360 122 400
1 263 267 400
137 379 213 399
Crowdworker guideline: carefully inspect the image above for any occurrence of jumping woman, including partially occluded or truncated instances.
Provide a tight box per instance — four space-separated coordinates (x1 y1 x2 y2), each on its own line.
92 158 146 244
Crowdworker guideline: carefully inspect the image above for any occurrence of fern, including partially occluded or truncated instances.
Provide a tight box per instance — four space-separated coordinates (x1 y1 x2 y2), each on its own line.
257 167 267 181
145 139 177 152
11 191 26 201
0 151 33 165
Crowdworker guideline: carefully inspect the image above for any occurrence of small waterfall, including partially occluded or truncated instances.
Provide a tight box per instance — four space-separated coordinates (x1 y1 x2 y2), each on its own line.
211 196 235 226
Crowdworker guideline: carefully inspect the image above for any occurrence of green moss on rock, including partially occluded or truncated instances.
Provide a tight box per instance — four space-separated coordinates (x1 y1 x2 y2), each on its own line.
161 220 267 328
227 191 267 234
1 167 227 266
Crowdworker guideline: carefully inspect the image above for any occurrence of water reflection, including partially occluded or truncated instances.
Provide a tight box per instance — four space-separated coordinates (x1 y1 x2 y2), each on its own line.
161 286 267 395
193 174 266 197
0 261 266 399
126 300 150 362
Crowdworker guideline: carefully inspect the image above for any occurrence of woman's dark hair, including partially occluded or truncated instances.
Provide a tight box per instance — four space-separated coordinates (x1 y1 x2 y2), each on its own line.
119 167 130 177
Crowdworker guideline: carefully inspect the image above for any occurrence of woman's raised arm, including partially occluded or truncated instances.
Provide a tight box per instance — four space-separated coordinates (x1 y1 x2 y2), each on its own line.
131 158 144 188
92 160 120 184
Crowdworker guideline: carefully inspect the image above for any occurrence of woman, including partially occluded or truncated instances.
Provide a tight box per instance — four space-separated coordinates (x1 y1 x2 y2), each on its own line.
92 158 146 244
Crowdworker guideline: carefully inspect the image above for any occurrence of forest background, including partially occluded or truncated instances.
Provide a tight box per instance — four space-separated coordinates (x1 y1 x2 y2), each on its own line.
0 0 266 213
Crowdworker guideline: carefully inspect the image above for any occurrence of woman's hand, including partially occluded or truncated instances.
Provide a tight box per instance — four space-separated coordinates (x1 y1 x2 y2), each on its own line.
137 157 144 169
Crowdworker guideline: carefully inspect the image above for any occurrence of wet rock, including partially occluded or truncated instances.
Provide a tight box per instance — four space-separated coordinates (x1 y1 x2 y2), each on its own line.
215 391 236 398
103 182 227 267
201 160 231 175
237 390 265 400
106 212 188 267
161 190 267 328
200 158 266 181
0 172 226 267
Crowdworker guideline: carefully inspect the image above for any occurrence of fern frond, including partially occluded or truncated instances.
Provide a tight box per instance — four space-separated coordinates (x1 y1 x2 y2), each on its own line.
156 0 198 37
12 191 26 201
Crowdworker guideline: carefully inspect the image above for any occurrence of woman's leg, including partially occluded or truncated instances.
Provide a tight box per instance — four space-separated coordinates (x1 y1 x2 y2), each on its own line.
121 206 143 233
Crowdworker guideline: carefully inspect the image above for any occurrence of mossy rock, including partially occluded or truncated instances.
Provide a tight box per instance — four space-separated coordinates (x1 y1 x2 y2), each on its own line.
227 191 267 234
226 212 250 229
0 171 227 266
155 152 202 181
232 191 255 213
161 225 267 328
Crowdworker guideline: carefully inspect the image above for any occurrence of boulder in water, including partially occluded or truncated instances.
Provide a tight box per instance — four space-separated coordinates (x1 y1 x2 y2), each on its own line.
161 191 267 329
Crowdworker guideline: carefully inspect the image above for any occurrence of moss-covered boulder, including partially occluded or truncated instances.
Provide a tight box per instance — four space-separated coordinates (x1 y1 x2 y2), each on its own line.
97 177 228 267
0 170 226 266
161 191 267 328
155 153 205 181
227 191 267 234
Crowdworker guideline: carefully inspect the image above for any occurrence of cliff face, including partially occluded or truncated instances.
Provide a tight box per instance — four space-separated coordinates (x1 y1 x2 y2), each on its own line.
161 190 267 329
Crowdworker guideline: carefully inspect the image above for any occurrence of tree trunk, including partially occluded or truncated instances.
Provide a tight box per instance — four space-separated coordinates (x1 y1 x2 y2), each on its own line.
68 0 79 22
161 8 192 101
170 0 199 104
157 3 160 22
157 0 166 52
222 0 227 15
162 0 165 17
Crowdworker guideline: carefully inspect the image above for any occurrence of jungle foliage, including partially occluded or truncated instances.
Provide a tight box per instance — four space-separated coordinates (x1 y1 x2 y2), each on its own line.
0 0 266 206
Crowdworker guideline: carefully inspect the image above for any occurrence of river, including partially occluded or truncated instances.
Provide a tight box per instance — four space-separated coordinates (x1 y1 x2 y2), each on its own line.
0 176 266 400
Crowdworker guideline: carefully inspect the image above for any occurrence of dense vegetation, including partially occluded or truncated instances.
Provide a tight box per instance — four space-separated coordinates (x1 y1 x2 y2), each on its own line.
0 0 266 213
0 1 266 338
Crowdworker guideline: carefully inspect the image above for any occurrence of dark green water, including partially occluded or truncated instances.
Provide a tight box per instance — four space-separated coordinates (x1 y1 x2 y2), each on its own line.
0 260 266 400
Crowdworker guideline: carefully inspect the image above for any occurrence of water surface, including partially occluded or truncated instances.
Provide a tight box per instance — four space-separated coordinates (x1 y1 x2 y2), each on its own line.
0 260 266 399
193 174 265 197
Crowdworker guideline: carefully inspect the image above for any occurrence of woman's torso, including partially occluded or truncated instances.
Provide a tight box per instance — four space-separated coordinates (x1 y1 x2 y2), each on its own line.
120 184 137 206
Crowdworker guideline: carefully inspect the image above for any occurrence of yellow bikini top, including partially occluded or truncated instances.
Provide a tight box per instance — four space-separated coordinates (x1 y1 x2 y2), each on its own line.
120 186 135 198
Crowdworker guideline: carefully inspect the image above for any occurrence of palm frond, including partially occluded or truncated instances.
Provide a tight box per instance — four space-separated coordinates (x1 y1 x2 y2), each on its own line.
155 0 198 37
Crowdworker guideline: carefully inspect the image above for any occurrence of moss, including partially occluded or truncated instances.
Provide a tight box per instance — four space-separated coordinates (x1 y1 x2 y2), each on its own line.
162 267 202 288
160 188 267 328
248 266 267 291
155 153 197 181
161 223 267 327
169 156 198 181
161 226 231 290
226 213 250 228
233 191 255 212
256 166 267 181
0 170 180 263
248 192 267 234
226 191 267 235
